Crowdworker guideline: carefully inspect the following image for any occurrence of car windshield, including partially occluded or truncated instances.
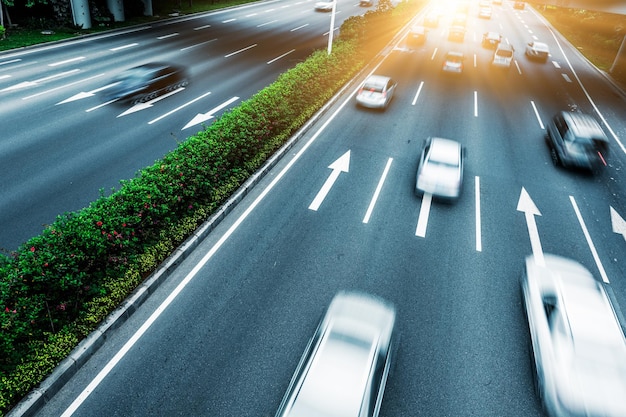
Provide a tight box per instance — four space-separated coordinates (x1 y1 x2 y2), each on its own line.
362 82 384 93
497 50 513 58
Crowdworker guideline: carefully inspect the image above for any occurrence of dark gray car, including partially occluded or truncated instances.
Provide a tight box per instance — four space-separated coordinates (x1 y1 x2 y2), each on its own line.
104 62 189 104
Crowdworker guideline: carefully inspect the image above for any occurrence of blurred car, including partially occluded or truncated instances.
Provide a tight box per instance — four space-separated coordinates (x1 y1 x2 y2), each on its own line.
314 0 334 11
105 62 188 104
274 291 397 417
355 75 397 109
415 137 465 200
448 25 466 42
492 0 502 4
526 41 550 62
478 6 492 18
442 51 465 74
520 254 626 417
360 0 372 6
482 31 501 48
513 1 525 9
545 111 609 171
491 42 514 69
408 25 427 46
452 13 467 26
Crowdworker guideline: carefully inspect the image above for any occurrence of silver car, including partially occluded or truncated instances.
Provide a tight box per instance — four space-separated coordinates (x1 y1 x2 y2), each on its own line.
526 41 550 62
415 137 465 200
355 75 397 109
274 291 397 417
520 254 626 417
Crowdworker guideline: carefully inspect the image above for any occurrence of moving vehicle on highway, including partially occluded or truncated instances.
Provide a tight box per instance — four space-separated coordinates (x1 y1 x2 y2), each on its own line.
526 41 550 62
104 62 188 104
491 43 514 69
482 31 501 49
448 25 466 42
514 1 525 9
479 6 492 19
408 25 427 46
415 137 465 200
545 111 609 171
314 0 334 11
442 51 465 74
520 254 626 417
355 75 397 110
274 291 397 417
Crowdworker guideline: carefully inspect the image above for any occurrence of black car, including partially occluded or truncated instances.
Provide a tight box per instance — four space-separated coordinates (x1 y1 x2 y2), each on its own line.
545 111 609 171
105 62 189 104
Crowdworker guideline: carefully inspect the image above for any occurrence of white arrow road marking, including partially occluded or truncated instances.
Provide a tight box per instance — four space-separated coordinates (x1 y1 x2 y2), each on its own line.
0 69 79 92
117 88 185 117
182 96 239 130
309 150 351 211
610 206 626 242
516 187 544 266
57 78 115 105
570 196 609 283
415 192 432 238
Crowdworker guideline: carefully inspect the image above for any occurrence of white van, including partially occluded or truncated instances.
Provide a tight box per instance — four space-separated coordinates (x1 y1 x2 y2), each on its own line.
492 43 514 69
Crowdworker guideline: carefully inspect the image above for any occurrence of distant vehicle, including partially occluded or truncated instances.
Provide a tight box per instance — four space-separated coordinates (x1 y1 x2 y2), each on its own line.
355 75 397 110
478 6 492 18
545 111 609 171
520 254 626 417
274 291 397 417
442 51 465 74
359 0 373 6
415 137 465 200
408 25 427 46
491 42 514 69
482 31 501 48
105 62 188 104
314 0 334 11
452 13 467 26
492 0 502 4
513 1 525 9
448 25 466 42
525 41 550 62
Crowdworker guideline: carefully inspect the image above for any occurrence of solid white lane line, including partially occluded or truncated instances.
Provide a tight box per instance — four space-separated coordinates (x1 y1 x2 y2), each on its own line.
363 158 393 224
267 49 295 64
157 33 179 39
149 91 212 124
225 44 257 58
475 176 482 252
415 193 432 237
411 81 424 105
474 91 478 117
48 56 84 67
569 196 609 283
291 24 309 31
530 100 544 129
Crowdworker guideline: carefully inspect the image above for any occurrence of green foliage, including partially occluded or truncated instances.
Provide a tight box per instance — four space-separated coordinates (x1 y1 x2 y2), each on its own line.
0 1 425 414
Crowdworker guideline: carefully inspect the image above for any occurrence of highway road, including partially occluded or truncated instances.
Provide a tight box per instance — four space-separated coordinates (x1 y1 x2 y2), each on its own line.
0 0 364 252
16 1 626 416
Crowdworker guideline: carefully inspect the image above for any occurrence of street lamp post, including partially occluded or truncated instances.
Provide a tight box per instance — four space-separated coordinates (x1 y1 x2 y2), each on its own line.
327 0 337 55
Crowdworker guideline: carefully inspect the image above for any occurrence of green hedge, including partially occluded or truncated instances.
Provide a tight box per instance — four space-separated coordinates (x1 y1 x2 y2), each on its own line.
0 1 423 414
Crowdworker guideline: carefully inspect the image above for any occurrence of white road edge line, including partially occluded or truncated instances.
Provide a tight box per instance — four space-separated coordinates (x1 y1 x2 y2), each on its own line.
475 176 482 252
363 157 393 224
61 55 365 417
569 195 609 283
474 90 478 117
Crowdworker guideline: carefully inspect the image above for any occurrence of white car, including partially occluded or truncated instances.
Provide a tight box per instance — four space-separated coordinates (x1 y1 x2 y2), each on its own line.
526 41 550 62
415 137 465 200
314 0 334 11
274 291 397 417
478 6 492 18
355 75 397 109
520 254 626 417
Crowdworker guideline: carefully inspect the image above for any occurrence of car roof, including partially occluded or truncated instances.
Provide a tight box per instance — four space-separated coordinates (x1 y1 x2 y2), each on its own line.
485 31 500 38
446 51 464 58
560 111 609 142
363 75 391 87
531 41 549 49
428 137 461 165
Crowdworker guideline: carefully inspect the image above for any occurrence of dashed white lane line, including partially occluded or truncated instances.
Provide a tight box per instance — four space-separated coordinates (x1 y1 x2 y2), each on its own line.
570 196 609 283
416 192 432 238
363 158 393 224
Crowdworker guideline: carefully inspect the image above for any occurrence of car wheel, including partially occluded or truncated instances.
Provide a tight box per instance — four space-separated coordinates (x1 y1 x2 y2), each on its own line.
550 148 560 166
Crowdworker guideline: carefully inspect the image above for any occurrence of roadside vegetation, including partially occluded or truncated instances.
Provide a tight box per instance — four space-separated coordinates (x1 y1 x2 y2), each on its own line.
0 0 424 414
